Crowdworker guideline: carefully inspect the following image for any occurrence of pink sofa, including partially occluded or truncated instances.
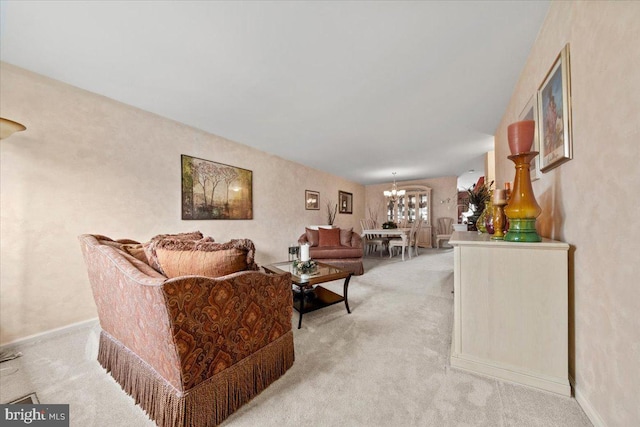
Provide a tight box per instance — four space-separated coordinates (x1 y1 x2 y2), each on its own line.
79 234 294 427
297 227 364 275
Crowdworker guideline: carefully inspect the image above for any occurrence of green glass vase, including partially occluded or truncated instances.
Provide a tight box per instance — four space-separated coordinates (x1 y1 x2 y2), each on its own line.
477 191 494 234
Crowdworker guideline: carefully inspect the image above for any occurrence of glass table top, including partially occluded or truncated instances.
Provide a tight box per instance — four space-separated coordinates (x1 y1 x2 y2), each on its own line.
264 261 350 286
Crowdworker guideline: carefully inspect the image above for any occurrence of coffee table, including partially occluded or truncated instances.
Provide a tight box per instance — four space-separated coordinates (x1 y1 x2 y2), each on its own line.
263 261 352 329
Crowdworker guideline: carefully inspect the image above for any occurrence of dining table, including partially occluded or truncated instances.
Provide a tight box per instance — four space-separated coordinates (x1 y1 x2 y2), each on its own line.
361 228 412 261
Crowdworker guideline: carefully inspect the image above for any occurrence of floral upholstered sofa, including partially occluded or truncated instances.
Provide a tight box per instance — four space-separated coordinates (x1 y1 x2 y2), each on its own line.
297 227 364 275
78 232 294 427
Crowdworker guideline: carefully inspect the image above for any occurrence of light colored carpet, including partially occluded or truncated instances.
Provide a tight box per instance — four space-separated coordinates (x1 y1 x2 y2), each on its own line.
0 249 592 426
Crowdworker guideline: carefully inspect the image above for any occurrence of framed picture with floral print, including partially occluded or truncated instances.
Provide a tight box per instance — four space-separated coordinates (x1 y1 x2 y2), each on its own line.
537 44 573 173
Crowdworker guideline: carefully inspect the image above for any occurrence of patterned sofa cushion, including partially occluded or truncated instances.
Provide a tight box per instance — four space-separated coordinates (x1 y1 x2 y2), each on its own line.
154 238 259 279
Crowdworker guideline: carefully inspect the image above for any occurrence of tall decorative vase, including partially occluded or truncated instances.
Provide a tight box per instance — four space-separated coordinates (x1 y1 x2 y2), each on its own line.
504 120 541 242
504 152 542 242
477 205 488 233
492 202 506 240
481 192 495 234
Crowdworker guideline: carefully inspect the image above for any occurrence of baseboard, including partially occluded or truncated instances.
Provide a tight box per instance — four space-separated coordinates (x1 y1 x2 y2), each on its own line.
451 353 571 396
570 375 606 427
0 317 99 350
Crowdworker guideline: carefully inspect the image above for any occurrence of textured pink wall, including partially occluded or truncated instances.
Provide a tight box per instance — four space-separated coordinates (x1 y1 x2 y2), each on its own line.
495 2 640 425
0 63 364 344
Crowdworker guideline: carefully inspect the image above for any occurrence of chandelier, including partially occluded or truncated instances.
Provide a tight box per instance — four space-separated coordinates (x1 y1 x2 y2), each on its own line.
383 172 405 202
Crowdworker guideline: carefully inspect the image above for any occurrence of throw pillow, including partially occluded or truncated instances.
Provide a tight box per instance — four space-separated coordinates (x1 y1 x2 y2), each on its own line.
340 228 353 246
152 231 204 241
154 238 258 279
144 231 206 272
305 228 319 247
318 227 341 247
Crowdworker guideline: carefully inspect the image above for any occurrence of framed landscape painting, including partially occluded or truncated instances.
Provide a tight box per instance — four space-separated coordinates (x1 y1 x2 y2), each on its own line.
181 155 253 220
519 94 540 181
537 43 573 172
305 190 320 210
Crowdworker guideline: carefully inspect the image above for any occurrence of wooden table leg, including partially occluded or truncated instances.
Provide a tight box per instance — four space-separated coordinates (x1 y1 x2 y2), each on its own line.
343 274 352 313
297 290 305 329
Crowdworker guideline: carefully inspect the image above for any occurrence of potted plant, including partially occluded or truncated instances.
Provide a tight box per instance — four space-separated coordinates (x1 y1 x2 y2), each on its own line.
466 180 493 231
326 201 337 225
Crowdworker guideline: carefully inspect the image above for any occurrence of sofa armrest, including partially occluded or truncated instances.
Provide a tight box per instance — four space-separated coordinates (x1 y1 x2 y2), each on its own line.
162 270 293 390
79 235 185 389
297 233 309 245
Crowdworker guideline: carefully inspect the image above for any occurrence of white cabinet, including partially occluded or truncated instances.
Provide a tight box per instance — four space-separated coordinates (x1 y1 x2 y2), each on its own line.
388 185 432 247
449 231 570 396
418 226 432 248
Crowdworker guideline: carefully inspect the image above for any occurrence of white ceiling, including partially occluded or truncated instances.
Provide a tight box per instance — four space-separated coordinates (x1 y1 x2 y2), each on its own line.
0 1 549 188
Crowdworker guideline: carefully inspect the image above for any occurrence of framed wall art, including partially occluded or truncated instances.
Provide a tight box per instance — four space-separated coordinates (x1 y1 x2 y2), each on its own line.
338 190 353 214
181 154 253 220
537 43 573 172
519 94 540 181
305 190 320 210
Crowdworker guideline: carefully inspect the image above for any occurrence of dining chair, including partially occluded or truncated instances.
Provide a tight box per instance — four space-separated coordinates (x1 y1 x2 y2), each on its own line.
409 218 423 257
361 218 387 256
359 219 369 233
435 217 454 248
359 219 368 245
388 220 419 260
